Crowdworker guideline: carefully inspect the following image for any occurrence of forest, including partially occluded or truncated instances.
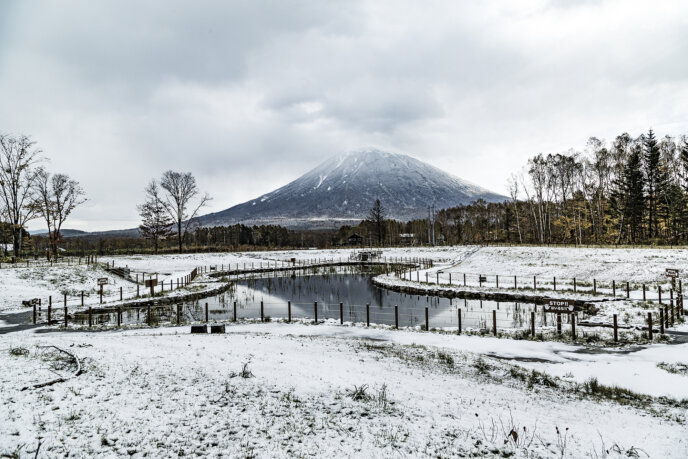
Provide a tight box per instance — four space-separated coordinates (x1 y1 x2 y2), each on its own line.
429 129 688 245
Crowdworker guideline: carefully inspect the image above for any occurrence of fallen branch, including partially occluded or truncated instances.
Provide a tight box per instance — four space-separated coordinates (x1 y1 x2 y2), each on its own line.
21 345 82 391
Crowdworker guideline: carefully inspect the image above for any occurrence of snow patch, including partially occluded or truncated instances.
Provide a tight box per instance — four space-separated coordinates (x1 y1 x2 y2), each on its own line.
314 174 327 189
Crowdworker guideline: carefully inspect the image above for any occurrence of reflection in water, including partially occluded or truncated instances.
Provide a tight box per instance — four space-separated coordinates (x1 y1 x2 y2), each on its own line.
73 267 586 330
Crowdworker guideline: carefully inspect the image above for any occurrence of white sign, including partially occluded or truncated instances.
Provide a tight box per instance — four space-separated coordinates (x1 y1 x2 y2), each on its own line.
545 299 575 313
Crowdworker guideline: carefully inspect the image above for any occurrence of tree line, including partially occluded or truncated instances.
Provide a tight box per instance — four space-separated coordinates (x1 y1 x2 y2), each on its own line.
8 128 687 258
429 129 688 245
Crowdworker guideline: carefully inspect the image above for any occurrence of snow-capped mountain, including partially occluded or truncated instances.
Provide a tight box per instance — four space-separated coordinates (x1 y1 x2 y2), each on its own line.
198 149 506 228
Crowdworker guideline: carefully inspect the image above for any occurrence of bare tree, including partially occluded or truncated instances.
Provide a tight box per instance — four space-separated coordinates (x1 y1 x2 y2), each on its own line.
159 171 211 253
507 174 522 243
32 168 86 260
138 180 174 254
0 135 42 257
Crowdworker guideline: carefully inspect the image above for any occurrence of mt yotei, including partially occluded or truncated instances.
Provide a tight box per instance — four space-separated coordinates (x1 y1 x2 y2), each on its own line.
198 149 506 228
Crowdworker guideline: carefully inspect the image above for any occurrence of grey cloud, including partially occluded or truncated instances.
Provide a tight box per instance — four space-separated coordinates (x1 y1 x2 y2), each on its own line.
1 0 687 231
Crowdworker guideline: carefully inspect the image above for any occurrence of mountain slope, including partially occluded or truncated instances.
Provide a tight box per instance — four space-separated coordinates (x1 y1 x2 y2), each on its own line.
198 149 506 228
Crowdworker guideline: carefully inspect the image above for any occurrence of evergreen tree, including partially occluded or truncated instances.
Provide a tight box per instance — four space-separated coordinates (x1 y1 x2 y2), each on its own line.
138 180 174 254
367 199 386 246
611 146 645 243
643 129 664 238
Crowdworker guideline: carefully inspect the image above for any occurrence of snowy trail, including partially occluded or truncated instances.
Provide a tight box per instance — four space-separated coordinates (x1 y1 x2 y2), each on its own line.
445 244 482 269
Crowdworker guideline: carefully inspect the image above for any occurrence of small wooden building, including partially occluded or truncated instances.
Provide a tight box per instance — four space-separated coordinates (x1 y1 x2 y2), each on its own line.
347 233 364 246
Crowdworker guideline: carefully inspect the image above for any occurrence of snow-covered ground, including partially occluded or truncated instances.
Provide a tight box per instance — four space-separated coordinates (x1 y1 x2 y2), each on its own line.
0 264 128 312
1 323 686 457
447 245 687 288
2 246 686 325
2 246 687 456
0 262 208 314
110 245 688 287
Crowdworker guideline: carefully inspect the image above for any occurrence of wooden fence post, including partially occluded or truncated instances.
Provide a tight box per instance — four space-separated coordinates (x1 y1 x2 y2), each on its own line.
593 279 596 293
394 305 398 329
233 301 237 322
496 275 499 289
612 280 616 297
613 314 618 342
571 313 576 340
120 287 123 301
425 307 429 331
88 307 92 327
556 313 562 335
366 303 370 327
205 303 208 323
479 274 483 287
514 275 517 289
642 284 646 300
260 301 264 322
33 304 36 324
314 301 318 324
533 276 536 289
177 304 181 324
117 306 121 327
531 311 535 337
680 279 684 316
660 308 665 334
340 302 344 324
626 282 630 299
458 308 462 334
288 301 292 323
670 299 675 327
553 277 556 291
659 286 662 304
573 277 576 292
64 306 68 327
492 310 497 335
647 312 652 340
48 298 52 325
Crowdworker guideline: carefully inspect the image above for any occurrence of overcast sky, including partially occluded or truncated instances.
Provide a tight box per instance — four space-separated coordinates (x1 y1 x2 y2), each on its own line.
1 0 687 231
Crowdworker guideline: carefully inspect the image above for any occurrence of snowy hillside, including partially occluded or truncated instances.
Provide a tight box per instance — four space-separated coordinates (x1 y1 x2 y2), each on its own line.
199 149 506 228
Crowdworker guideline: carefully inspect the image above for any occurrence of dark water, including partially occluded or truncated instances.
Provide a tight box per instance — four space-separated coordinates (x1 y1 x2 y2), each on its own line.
71 267 582 331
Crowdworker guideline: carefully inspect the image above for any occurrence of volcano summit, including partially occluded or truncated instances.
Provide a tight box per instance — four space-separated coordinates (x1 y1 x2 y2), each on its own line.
198 149 506 228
